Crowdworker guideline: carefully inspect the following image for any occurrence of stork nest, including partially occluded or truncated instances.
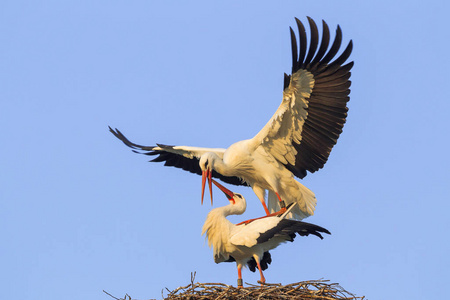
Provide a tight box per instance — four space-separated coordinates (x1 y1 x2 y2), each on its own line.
104 273 365 300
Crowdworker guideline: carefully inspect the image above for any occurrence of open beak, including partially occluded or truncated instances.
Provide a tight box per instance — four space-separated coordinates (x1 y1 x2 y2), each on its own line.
201 169 213 205
211 179 235 202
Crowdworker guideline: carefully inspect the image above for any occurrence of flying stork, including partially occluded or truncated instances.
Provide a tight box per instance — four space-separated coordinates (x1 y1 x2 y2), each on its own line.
202 179 330 287
110 16 353 220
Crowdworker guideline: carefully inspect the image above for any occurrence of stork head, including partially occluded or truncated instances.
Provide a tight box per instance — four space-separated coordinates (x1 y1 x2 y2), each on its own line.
199 153 214 205
212 179 246 214
211 179 235 203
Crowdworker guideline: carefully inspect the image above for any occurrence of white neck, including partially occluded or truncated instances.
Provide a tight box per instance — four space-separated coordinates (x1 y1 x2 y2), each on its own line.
202 198 247 258
201 152 248 178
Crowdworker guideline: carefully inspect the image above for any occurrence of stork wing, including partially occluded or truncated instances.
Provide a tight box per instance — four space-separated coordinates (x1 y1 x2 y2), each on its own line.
229 216 284 248
230 218 330 248
255 219 331 244
251 17 353 179
109 127 247 186
229 203 298 247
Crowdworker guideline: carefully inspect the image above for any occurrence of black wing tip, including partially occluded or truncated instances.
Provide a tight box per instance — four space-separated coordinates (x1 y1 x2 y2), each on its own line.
288 219 331 238
346 39 353 52
316 227 331 239
108 126 132 146
307 16 318 29
289 17 352 76
108 126 159 153
108 126 120 137
317 225 331 237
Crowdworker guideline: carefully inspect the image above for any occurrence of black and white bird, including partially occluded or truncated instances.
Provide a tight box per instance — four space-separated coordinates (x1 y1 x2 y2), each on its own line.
202 179 330 287
110 17 353 220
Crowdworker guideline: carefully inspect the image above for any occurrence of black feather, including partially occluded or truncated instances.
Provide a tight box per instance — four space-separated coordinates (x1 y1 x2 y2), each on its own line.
256 219 330 244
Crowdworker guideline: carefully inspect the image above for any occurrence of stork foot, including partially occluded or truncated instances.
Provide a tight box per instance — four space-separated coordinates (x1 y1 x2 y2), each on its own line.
275 207 287 215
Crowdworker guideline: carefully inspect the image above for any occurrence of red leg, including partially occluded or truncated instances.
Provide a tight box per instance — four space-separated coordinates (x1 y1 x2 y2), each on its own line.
259 197 270 215
237 264 243 288
255 259 266 285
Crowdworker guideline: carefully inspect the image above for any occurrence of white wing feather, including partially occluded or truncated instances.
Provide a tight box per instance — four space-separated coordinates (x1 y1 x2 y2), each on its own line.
250 69 314 167
229 217 283 248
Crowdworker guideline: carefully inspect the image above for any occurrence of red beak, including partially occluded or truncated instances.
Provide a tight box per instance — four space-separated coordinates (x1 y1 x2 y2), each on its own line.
211 179 235 203
201 169 213 205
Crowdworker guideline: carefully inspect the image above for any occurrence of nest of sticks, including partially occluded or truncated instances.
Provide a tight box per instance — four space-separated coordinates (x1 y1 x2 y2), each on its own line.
165 280 364 300
104 273 364 300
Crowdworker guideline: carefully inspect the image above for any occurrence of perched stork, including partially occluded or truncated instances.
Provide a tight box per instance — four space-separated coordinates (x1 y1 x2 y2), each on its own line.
202 179 330 287
110 17 353 220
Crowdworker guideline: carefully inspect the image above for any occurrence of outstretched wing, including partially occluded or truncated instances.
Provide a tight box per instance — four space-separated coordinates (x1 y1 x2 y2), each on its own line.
251 17 353 179
109 127 247 186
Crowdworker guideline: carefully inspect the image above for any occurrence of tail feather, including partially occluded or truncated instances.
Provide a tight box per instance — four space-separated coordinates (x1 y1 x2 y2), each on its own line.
267 179 317 220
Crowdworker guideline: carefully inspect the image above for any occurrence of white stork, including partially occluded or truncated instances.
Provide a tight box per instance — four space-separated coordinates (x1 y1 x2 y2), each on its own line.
202 179 330 287
110 17 353 220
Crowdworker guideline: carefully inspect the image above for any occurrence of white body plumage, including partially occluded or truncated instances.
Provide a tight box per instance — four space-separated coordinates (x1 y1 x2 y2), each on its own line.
202 180 330 286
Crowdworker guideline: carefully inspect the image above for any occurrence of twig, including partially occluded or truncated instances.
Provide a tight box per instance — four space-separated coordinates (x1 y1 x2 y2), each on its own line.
103 290 121 300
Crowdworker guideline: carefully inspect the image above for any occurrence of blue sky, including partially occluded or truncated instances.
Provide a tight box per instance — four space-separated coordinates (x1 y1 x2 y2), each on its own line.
1 1 449 299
